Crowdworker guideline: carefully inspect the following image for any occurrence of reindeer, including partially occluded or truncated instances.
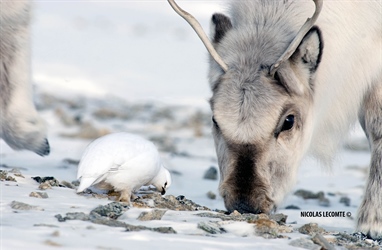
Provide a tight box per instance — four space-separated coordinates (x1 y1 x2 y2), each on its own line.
0 1 50 156
168 0 382 239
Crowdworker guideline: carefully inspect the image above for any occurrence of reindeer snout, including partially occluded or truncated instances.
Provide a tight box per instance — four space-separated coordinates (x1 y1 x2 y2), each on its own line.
36 139 50 156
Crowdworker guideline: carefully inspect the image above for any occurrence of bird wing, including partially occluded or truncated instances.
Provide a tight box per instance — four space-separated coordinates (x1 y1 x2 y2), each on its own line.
76 140 116 192
76 132 161 192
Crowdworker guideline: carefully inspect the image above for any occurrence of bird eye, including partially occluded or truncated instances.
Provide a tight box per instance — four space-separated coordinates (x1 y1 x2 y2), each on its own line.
281 115 294 131
164 182 167 188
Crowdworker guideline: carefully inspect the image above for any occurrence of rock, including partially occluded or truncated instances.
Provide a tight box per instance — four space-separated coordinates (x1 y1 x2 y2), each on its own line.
278 225 293 233
62 158 80 165
0 170 16 182
311 233 335 250
92 108 129 120
38 183 52 190
252 219 279 238
55 212 89 222
71 180 80 187
140 194 210 211
206 191 216 200
29 192 49 199
197 221 226 234
32 176 62 187
90 202 129 220
60 181 75 189
298 223 326 236
203 166 218 180
10 201 44 211
289 238 321 250
285 204 301 210
151 227 177 234
294 189 325 199
339 196 351 207
269 213 288 225
137 209 167 221
318 196 330 207
197 211 266 222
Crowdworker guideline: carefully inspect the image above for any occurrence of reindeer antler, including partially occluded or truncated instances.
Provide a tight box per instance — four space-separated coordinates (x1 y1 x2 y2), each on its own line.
269 0 323 76
167 0 228 72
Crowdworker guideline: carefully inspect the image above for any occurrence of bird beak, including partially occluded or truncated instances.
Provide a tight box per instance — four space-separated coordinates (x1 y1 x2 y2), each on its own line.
161 188 166 195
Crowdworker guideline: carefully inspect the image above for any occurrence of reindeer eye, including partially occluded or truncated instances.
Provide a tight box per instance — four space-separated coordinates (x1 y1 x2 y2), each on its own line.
281 115 294 131
212 116 219 128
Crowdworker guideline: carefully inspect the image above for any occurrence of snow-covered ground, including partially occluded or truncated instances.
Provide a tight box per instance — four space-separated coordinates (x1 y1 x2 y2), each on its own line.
1 1 380 249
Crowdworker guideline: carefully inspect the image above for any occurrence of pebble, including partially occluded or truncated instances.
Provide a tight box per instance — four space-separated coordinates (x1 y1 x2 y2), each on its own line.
203 166 218 180
252 219 279 238
10 201 44 211
339 196 351 207
289 238 321 250
38 183 52 190
90 202 129 220
206 191 216 200
137 209 167 221
0 170 16 182
285 204 301 210
197 221 226 234
311 233 335 250
298 223 326 236
29 192 49 199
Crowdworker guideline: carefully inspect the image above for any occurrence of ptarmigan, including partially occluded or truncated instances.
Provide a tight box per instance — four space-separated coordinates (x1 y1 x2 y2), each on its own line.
76 132 171 203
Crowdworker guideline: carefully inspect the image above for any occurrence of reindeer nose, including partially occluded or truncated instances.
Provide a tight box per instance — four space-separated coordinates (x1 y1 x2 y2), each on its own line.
231 200 263 214
36 139 50 156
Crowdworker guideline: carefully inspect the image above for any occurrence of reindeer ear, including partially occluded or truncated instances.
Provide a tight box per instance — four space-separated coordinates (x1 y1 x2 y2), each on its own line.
290 26 323 73
210 13 232 44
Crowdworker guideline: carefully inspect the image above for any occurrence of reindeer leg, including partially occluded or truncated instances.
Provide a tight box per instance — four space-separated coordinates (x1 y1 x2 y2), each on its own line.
357 82 382 240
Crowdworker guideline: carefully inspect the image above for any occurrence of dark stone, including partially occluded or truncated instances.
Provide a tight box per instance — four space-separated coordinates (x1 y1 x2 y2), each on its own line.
285 205 301 210
203 166 218 180
90 202 129 220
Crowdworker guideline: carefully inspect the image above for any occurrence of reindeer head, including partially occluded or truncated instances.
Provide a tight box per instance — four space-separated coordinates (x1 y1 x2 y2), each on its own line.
168 0 323 214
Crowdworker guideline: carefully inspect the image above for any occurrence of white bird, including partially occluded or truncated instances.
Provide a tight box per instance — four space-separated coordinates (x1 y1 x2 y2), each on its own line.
76 132 171 203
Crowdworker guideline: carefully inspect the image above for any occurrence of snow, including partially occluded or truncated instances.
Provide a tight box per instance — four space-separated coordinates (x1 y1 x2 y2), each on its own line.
0 1 376 249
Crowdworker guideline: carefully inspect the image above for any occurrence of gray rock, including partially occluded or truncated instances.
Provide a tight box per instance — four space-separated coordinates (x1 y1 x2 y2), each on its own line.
29 192 49 199
269 213 288 225
143 194 210 211
251 219 280 238
289 238 321 250
298 223 326 236
339 196 351 207
0 170 16 182
55 212 89 222
32 176 64 188
203 166 218 180
60 181 75 189
318 196 331 207
90 202 129 220
294 189 325 199
197 221 226 234
137 209 167 221
206 191 216 200
196 211 265 222
38 183 52 190
311 233 335 250
10 201 44 211
285 204 301 210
